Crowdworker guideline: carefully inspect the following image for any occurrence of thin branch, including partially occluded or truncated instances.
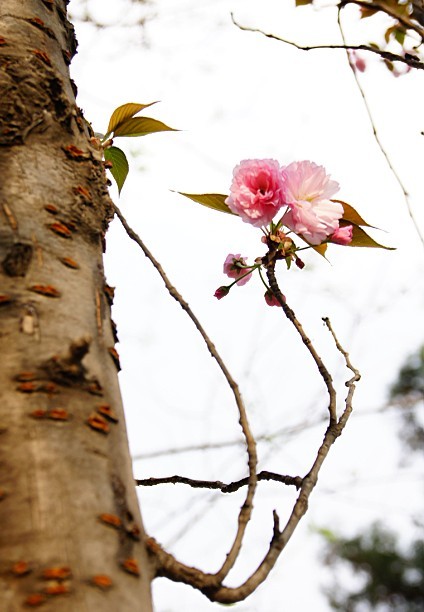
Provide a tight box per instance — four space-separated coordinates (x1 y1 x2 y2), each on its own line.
113 204 257 583
205 310 361 603
336 8 424 248
133 398 411 460
133 416 324 460
339 0 424 42
322 316 360 384
136 471 303 492
231 14 424 70
134 438 246 459
265 263 337 424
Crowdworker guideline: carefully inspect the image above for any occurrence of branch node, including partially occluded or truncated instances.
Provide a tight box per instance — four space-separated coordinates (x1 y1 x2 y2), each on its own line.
272 510 281 538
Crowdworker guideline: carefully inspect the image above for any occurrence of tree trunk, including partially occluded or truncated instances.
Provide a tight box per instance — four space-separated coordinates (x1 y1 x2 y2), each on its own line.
0 1 154 610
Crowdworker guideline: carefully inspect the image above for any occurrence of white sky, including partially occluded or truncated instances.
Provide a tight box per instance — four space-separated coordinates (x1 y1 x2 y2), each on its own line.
71 1 424 610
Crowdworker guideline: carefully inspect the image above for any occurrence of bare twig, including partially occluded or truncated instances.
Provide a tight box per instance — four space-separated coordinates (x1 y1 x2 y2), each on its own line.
322 316 360 383
322 317 361 431
133 415 323 460
136 471 303 492
266 263 337 424
339 0 424 42
336 8 424 248
231 14 424 70
113 204 257 583
133 399 406 460
134 438 246 459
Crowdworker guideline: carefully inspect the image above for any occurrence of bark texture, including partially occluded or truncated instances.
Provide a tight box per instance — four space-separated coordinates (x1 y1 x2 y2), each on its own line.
0 1 154 610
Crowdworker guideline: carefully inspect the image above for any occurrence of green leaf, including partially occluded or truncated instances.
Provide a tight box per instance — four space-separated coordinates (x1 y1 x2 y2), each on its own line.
295 0 313 5
104 146 129 194
333 200 375 228
346 224 395 249
113 117 177 137
176 192 235 215
107 102 158 135
394 28 406 46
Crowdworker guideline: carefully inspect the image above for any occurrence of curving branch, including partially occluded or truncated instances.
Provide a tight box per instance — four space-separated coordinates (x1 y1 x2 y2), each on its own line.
113 203 258 583
231 14 424 70
145 262 360 603
136 471 303 492
265 260 338 425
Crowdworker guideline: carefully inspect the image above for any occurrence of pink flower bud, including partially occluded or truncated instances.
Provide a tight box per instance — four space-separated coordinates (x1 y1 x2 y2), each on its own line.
355 57 366 73
330 224 353 245
214 286 230 300
295 256 305 269
348 50 366 73
264 289 284 307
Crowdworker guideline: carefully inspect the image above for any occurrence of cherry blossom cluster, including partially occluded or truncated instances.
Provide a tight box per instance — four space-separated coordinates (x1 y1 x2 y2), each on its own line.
215 159 353 306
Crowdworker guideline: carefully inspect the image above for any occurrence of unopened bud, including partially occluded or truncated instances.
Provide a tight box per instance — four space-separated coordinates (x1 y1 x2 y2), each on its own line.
264 289 284 307
355 57 366 73
214 286 230 300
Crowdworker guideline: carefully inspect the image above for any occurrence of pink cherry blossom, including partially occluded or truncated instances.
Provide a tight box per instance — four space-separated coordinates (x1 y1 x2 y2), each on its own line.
330 224 353 245
223 254 252 286
264 290 285 307
281 160 343 245
225 159 286 227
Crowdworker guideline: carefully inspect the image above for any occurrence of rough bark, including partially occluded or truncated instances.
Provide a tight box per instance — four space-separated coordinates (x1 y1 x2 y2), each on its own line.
0 1 154 610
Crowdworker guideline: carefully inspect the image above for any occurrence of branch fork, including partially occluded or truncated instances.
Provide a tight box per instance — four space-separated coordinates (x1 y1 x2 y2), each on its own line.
115 206 360 603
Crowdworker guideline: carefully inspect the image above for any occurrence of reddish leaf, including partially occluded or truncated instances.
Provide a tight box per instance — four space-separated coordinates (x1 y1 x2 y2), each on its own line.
312 243 328 258
333 200 375 228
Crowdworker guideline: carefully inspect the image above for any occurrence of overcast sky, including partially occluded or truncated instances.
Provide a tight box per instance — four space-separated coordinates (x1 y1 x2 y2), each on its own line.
70 1 424 610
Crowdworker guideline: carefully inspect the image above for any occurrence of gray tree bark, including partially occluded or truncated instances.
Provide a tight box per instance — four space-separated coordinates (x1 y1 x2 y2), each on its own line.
0 1 154 610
